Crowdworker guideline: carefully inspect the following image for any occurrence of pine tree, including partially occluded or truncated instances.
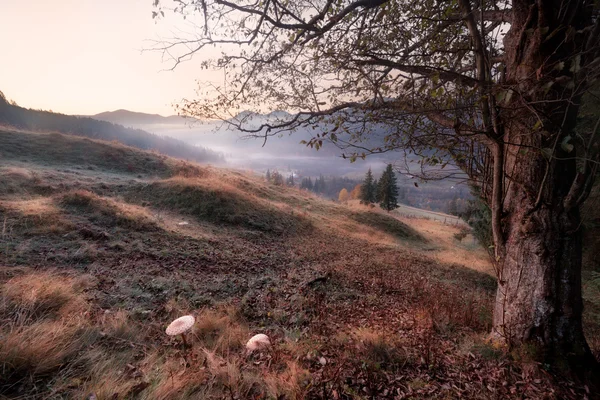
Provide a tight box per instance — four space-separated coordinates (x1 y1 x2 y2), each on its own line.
307 177 313 191
373 179 379 202
265 169 271 182
360 168 376 204
377 164 399 212
314 174 326 194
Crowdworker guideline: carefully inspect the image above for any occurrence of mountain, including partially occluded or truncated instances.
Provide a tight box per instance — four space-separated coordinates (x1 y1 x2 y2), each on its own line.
92 109 196 125
92 109 293 127
0 93 224 164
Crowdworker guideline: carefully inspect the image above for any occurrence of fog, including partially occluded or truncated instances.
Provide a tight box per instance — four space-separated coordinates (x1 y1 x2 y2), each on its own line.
112 118 394 179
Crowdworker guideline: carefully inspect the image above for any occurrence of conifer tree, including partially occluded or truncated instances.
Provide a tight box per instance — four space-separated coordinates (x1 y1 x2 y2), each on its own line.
378 164 399 212
360 168 376 204
265 169 271 182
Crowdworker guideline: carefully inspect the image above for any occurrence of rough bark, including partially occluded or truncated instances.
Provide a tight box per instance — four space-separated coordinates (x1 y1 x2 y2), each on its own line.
493 133 594 369
492 0 598 372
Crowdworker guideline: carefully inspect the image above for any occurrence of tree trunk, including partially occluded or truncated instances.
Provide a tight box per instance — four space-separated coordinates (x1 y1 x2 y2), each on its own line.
491 0 599 374
493 164 593 369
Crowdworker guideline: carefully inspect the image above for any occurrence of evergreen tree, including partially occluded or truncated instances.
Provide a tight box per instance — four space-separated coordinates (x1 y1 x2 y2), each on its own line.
373 179 379 202
307 177 313 191
359 168 377 204
265 169 271 182
377 164 399 212
314 174 326 194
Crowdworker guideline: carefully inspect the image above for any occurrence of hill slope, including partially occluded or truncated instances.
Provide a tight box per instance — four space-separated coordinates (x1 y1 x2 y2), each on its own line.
0 92 223 164
0 129 595 399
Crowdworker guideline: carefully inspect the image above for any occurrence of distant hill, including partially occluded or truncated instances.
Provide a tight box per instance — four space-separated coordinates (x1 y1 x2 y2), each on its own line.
92 109 196 126
92 109 293 127
0 91 224 164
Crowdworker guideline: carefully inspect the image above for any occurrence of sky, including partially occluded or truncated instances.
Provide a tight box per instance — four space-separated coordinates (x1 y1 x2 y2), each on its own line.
0 0 221 116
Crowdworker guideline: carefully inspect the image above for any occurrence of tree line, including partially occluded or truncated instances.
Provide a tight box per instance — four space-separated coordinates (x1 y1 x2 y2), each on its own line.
265 169 360 199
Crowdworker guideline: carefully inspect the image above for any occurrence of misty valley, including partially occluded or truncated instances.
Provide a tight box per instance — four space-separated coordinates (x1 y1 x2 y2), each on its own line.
1 0 599 399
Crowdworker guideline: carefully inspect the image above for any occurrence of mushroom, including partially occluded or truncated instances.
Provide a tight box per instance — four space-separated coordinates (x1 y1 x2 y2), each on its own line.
245 333 271 352
166 315 195 347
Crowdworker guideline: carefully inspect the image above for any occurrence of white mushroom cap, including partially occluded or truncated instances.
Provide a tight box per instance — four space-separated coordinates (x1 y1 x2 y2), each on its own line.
246 333 271 351
166 315 195 336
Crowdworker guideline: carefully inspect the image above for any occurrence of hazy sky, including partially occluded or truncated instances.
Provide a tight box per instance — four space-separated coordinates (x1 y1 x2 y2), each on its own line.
0 0 220 116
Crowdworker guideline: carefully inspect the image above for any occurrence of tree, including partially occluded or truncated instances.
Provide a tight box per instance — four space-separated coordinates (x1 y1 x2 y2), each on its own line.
300 176 314 191
265 169 271 182
338 188 350 203
377 164 400 212
155 0 600 372
271 170 284 186
359 168 377 204
306 177 313 191
447 195 459 216
350 184 362 200
313 174 326 194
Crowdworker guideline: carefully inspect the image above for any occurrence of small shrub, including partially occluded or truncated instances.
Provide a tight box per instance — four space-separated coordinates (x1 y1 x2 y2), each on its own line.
453 227 469 242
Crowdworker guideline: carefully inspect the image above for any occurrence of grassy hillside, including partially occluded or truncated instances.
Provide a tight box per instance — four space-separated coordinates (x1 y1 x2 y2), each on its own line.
0 129 596 399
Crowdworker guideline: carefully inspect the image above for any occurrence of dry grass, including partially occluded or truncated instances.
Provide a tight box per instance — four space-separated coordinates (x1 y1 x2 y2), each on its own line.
59 190 157 231
191 307 250 355
1 271 89 321
263 360 310 400
0 318 96 381
397 216 494 275
125 176 312 234
0 198 73 235
349 327 410 369
0 271 97 391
